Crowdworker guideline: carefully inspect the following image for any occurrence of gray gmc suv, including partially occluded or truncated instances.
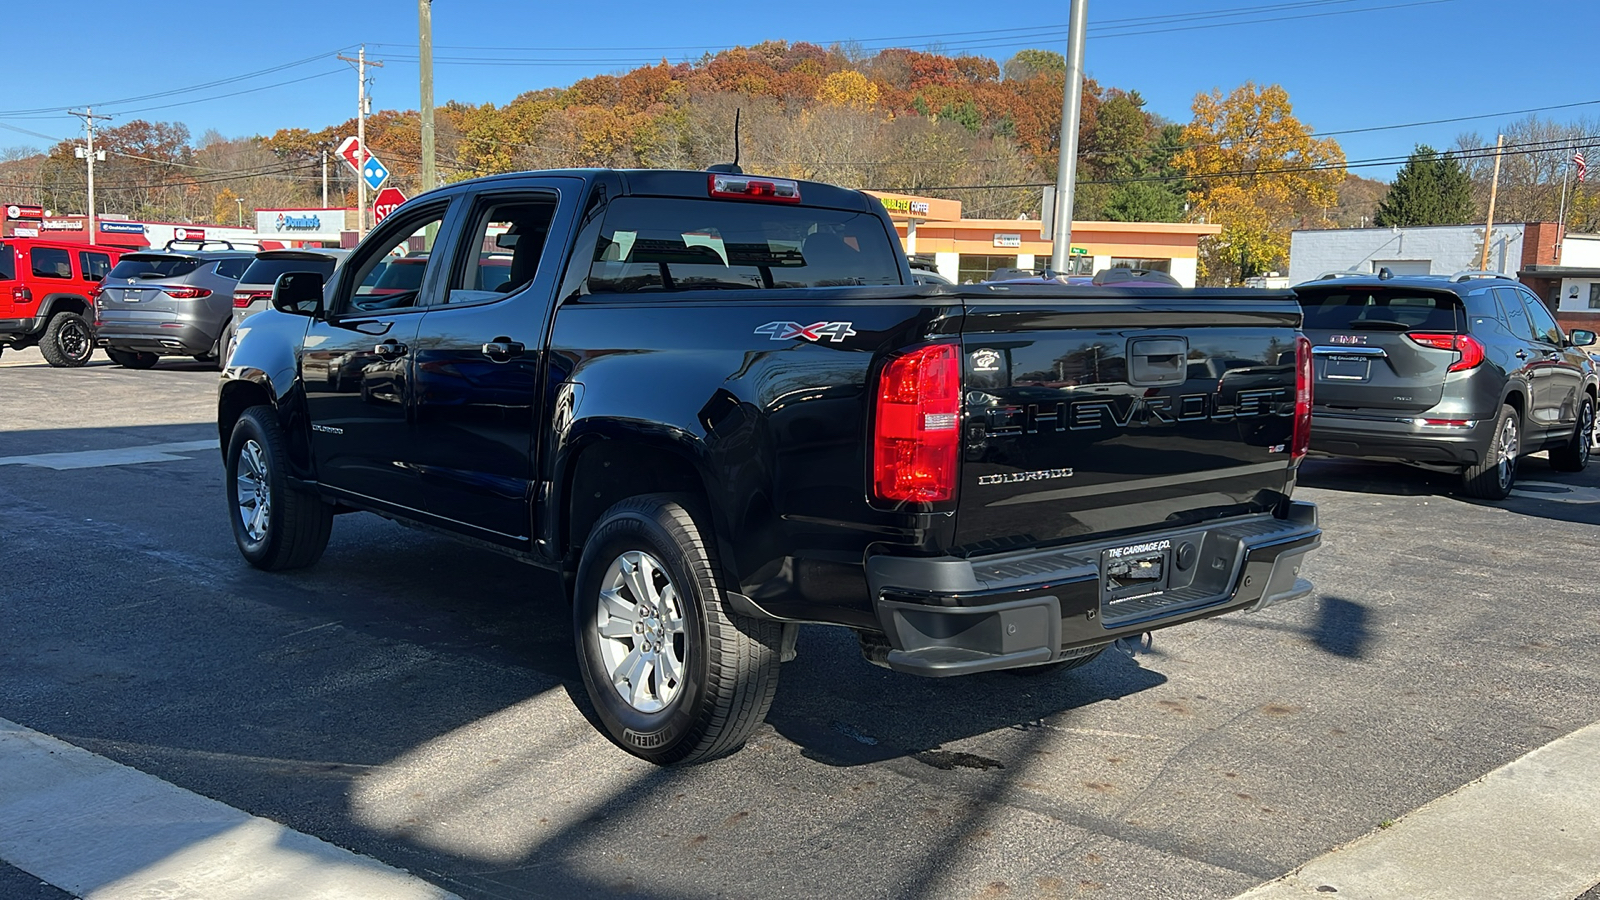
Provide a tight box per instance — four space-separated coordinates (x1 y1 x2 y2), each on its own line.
1296 270 1598 498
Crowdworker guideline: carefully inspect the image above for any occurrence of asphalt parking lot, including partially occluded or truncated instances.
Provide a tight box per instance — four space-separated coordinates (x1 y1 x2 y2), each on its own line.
3 346 1600 900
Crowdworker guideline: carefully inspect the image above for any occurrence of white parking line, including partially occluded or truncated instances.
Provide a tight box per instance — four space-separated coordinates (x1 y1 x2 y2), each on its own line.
1233 721 1600 900
0 719 457 900
0 440 218 471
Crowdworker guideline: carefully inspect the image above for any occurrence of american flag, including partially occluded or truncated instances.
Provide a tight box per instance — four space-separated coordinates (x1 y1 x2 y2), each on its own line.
1577 150 1588 183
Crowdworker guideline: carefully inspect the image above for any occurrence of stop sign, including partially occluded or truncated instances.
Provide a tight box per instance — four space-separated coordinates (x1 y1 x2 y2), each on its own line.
372 187 407 225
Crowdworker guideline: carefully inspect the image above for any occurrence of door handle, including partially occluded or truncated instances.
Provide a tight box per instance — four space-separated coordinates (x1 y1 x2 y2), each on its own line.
373 340 408 359
482 339 525 362
1515 349 1529 360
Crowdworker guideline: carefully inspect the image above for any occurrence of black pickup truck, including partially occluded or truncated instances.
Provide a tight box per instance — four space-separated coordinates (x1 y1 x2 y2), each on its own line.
219 168 1322 765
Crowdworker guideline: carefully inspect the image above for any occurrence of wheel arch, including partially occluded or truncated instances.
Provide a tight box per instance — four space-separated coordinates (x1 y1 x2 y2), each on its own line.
218 372 316 479
557 427 724 579
38 293 91 319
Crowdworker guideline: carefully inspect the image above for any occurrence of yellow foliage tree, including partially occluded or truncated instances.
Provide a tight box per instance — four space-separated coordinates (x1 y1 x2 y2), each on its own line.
212 188 243 227
1174 82 1344 284
816 71 879 111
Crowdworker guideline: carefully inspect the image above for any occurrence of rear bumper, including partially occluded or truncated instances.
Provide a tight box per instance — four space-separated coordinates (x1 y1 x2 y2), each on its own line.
0 318 44 342
1310 410 1495 466
864 502 1321 677
96 321 215 356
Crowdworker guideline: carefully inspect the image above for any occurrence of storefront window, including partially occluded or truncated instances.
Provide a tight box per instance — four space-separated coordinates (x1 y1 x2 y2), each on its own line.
1110 257 1171 273
957 254 1016 284
1589 283 1600 309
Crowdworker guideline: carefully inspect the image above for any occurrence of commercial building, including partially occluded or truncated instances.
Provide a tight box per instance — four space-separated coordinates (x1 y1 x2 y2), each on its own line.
865 191 1220 287
4 204 352 250
251 208 352 247
1289 221 1599 333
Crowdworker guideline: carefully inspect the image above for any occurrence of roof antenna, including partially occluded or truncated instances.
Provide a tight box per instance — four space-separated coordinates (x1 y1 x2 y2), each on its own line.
707 109 743 175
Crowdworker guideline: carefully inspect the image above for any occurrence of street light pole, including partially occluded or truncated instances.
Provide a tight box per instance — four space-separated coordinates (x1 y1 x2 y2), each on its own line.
236 197 245 227
1049 0 1089 275
338 46 383 236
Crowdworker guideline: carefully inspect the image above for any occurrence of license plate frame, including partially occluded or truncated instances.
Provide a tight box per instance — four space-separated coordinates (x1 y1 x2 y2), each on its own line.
1100 539 1173 608
1322 354 1371 381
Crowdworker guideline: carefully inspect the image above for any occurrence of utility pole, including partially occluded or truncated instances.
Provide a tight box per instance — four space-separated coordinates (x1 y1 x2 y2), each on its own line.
419 0 436 194
321 150 329 209
68 108 111 237
338 46 383 235
1555 143 1573 264
1479 133 1504 271
1049 0 1089 275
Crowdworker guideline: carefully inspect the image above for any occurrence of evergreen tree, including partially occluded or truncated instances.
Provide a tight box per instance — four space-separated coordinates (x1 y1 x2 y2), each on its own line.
1375 145 1475 226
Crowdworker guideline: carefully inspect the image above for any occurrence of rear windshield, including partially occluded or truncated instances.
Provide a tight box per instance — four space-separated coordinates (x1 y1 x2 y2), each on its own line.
0 244 14 281
586 197 903 294
1299 290 1463 332
108 255 202 280
239 256 338 286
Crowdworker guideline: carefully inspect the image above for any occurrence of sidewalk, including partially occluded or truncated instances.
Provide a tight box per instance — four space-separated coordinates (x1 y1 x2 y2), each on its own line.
1232 721 1600 900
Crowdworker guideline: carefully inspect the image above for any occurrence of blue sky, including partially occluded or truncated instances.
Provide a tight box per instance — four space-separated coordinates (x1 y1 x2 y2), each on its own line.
0 0 1590 179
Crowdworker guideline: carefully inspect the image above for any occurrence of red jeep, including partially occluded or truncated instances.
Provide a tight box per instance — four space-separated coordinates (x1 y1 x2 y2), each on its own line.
0 238 123 366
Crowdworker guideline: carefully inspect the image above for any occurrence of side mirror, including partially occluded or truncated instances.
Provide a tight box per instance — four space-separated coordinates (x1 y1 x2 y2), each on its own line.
1569 329 1596 348
271 271 324 317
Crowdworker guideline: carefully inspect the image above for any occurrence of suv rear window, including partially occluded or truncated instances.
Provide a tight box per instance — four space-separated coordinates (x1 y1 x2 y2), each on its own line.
0 244 14 281
108 255 202 280
31 247 73 279
1299 290 1463 332
239 256 338 286
587 197 902 294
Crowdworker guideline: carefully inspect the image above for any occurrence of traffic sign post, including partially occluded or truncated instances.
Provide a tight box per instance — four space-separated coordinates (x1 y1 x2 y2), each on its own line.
372 188 406 225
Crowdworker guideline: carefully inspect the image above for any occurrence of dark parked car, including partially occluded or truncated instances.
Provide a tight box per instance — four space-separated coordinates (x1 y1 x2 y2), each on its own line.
226 249 349 361
1296 270 1597 498
95 243 255 368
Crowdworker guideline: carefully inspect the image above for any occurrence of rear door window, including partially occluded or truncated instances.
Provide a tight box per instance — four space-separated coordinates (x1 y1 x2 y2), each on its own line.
79 251 112 281
586 197 903 294
1493 288 1537 340
215 257 251 280
1298 290 1463 332
31 247 73 279
0 244 15 281
108 256 202 280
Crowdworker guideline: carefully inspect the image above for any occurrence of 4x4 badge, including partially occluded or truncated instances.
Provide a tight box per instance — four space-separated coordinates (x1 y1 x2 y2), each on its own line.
755 321 857 343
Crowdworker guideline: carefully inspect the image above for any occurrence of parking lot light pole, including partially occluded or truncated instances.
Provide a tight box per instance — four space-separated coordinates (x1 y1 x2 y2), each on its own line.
1049 0 1089 275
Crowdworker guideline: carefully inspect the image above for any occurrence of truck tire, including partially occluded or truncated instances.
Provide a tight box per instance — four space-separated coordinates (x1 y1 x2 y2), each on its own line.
107 349 159 369
1548 394 1594 472
1460 404 1521 500
226 406 333 570
574 494 782 765
39 312 95 368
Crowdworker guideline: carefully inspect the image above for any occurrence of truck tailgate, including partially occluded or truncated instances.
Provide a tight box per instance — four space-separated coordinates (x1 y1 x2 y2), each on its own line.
955 289 1304 550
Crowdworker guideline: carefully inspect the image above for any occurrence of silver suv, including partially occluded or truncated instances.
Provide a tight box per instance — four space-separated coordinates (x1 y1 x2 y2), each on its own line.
95 243 255 369
1296 270 1598 498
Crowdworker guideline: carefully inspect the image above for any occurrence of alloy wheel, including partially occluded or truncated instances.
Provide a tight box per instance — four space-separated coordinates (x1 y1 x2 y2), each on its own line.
1497 416 1519 489
594 549 687 714
235 439 271 542
59 319 90 362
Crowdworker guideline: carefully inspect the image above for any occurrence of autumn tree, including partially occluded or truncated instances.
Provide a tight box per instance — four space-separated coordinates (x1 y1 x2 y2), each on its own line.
1174 82 1344 284
1374 145 1474 226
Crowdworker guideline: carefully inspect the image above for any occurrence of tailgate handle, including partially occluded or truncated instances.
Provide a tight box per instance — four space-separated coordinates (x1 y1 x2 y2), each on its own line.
1128 338 1187 386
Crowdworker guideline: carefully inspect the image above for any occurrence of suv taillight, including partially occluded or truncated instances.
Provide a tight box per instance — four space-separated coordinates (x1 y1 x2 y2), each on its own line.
233 290 270 308
162 287 212 299
11 285 30 303
1407 332 1485 372
1293 335 1312 461
873 343 961 503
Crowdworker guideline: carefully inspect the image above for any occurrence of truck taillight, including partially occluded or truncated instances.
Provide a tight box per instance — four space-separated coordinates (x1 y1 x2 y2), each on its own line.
873 343 960 503
162 287 212 299
1293 335 1312 461
1407 332 1485 372
708 173 801 203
